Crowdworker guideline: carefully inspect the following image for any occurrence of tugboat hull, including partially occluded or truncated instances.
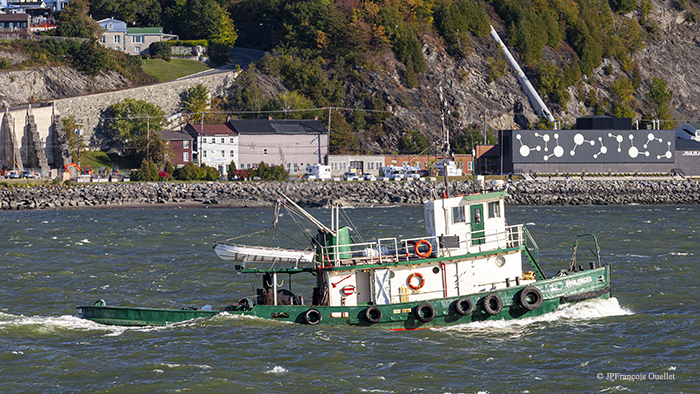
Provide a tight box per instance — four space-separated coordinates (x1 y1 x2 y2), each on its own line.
77 265 610 328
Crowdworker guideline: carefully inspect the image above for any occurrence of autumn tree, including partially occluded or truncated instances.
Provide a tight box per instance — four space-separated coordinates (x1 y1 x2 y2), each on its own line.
105 99 171 165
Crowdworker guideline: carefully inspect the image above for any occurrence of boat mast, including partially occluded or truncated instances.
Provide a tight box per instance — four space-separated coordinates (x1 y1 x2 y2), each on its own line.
439 87 450 198
276 190 336 236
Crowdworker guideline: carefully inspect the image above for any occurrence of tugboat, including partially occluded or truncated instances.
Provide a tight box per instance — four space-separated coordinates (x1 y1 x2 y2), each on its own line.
77 190 611 329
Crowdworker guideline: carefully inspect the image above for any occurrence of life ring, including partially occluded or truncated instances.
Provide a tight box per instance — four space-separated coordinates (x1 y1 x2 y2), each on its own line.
519 286 543 311
414 302 435 323
481 294 503 316
407 272 425 291
302 308 322 325
364 306 382 324
414 240 432 258
341 285 356 296
453 297 474 316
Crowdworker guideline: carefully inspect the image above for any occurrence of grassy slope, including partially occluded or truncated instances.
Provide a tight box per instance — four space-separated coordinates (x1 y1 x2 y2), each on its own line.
79 151 138 171
141 59 211 82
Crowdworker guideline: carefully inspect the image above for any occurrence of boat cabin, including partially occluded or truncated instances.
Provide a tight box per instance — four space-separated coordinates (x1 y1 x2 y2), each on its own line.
309 192 536 308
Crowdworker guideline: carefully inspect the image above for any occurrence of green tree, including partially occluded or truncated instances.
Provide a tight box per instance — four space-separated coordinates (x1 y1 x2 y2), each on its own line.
106 99 166 163
647 77 673 126
329 110 360 154
149 42 172 61
610 77 636 118
609 0 637 14
90 0 162 27
56 0 102 39
71 41 109 76
398 130 429 154
61 115 84 164
183 83 210 120
164 160 174 175
263 91 320 119
134 159 159 181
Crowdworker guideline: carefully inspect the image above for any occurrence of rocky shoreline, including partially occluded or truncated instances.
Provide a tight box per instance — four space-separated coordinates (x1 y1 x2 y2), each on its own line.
1 179 699 210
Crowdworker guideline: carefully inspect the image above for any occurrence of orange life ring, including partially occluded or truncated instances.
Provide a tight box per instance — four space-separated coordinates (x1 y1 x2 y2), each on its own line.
414 240 432 258
407 272 425 291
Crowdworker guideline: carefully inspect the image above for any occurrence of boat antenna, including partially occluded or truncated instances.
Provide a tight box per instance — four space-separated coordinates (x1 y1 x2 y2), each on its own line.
276 190 336 236
439 87 450 198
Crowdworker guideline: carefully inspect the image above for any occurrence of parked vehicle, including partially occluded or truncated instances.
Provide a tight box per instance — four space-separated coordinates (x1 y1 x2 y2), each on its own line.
6 170 21 179
343 172 359 181
360 173 376 181
303 164 332 180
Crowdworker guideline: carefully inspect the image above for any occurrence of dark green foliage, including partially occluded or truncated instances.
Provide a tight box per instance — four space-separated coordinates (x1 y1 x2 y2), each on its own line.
535 62 570 109
647 77 672 121
487 56 507 82
150 42 171 61
609 0 637 14
398 130 429 154
164 161 174 175
133 160 159 182
249 162 288 181
453 125 493 153
434 0 490 55
89 0 162 27
611 77 636 118
227 160 237 177
207 41 232 67
0 58 9 69
56 0 102 39
71 41 109 76
172 162 219 181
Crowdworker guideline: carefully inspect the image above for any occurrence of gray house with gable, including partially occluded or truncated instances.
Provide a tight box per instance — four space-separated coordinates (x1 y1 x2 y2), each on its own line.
227 118 328 176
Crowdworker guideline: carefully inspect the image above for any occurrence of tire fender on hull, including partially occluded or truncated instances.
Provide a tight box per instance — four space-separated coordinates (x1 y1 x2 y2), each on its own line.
414 302 435 323
519 286 543 311
481 294 503 316
453 297 474 316
302 308 322 325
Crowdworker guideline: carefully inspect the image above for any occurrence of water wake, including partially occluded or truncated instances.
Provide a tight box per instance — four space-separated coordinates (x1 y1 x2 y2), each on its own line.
439 297 631 332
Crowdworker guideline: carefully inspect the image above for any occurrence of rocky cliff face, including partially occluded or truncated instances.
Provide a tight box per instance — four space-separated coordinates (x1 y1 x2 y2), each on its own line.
0 66 130 109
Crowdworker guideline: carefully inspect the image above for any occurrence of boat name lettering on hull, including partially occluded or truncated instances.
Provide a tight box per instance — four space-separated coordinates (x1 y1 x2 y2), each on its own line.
565 276 593 287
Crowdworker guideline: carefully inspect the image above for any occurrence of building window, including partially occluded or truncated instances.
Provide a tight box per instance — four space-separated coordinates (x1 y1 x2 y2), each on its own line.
100 36 105 43
203 150 207 158
107 23 112 30
134 46 140 53
293 163 298 173
488 201 501 219
221 150 225 157
114 35 120 44
263 148 268 156
230 138 234 143
246 163 251 169
183 141 190 148
202 137 206 143
452 206 466 224
417 162 422 169
131 35 144 43
221 138 225 144
467 161 473 171
230 150 234 157
183 152 189 162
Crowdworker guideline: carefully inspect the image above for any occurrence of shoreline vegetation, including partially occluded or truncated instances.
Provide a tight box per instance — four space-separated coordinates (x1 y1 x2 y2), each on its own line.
0 178 699 210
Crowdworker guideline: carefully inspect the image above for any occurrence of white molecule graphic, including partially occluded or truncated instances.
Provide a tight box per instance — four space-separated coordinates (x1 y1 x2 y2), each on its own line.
535 132 551 151
608 133 624 152
628 134 650 158
657 141 672 159
644 132 663 149
543 133 563 161
593 137 608 159
570 133 595 156
516 134 541 157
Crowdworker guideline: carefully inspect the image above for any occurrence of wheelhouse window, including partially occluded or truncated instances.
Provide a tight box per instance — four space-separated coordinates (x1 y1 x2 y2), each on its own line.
488 201 501 219
452 206 466 224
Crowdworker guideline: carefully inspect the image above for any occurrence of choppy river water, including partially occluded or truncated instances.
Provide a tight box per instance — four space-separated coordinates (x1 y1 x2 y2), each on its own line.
0 204 698 393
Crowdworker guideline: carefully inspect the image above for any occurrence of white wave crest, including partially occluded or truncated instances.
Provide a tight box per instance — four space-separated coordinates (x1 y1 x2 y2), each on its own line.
439 298 631 332
265 365 288 374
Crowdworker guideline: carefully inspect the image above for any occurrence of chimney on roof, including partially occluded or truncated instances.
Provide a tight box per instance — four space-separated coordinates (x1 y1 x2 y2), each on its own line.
226 115 231 123
268 116 272 120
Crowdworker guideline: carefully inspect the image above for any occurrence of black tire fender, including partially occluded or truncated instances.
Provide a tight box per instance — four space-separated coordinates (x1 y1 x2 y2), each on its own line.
364 306 382 324
453 297 474 316
481 294 503 316
519 286 543 311
414 302 435 323
302 308 322 325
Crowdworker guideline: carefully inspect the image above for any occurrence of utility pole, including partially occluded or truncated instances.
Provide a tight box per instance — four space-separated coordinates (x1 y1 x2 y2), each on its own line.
439 87 450 198
146 116 150 162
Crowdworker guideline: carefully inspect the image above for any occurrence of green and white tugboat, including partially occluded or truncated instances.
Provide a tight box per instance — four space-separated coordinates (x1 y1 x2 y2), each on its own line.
77 190 611 329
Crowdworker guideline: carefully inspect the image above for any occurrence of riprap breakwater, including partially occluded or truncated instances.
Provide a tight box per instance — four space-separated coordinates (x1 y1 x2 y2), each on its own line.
1 179 698 210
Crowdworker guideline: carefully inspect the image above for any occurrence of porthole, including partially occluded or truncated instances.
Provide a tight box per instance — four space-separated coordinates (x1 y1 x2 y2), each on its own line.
432 266 440 274
495 256 506 268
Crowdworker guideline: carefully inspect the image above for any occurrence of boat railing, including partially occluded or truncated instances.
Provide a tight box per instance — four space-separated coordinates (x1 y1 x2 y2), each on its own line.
449 224 524 254
319 235 442 266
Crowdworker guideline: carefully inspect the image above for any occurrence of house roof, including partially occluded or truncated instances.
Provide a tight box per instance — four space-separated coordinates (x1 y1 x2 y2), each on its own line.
186 123 237 136
0 14 30 22
127 27 163 34
228 119 328 135
675 138 700 150
156 130 193 141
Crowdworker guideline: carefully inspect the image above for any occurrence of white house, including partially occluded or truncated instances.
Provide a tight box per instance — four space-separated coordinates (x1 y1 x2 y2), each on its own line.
184 123 238 175
97 18 177 55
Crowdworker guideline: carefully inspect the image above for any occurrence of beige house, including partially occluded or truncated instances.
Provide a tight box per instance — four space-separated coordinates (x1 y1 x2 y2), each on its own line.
97 18 177 55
